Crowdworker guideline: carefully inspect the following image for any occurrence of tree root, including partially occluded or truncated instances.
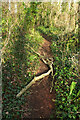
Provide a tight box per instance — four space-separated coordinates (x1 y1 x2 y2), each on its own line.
16 44 54 98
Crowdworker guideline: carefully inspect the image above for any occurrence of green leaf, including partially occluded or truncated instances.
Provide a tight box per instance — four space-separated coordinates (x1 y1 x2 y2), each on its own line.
60 105 63 109
73 115 76 119
77 90 80 97
69 82 77 95
68 114 72 118
62 97 66 101
61 81 63 84
29 55 35 61
73 106 77 112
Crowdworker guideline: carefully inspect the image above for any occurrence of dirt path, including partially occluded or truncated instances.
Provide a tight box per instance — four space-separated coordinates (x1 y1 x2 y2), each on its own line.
22 37 55 119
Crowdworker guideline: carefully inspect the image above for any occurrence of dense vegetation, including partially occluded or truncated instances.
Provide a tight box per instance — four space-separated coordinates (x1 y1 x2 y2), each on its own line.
2 2 80 119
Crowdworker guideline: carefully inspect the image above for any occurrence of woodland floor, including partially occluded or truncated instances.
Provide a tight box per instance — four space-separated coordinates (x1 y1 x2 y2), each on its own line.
21 34 56 119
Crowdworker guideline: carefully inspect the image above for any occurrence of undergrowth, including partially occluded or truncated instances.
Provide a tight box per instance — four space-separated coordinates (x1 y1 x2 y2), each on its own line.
2 3 44 118
2 29 43 119
37 25 80 119
2 2 80 119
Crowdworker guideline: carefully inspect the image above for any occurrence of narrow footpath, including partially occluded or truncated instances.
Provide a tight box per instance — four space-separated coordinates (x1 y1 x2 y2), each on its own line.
22 35 55 119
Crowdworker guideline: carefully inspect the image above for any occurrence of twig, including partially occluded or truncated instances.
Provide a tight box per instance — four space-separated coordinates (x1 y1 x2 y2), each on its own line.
27 44 48 65
56 111 80 114
50 73 56 93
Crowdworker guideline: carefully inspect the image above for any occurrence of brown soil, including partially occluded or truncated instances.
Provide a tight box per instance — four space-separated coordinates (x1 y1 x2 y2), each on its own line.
22 37 55 119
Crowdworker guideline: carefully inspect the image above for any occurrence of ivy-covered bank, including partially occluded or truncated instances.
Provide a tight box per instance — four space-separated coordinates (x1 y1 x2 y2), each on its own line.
37 25 80 119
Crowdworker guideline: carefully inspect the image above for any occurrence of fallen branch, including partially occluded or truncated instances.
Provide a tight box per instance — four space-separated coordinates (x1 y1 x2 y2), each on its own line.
16 69 52 97
16 45 54 98
26 44 49 65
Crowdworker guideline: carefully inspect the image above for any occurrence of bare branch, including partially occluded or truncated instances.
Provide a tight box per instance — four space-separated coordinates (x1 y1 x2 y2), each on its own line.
16 44 54 98
16 69 52 98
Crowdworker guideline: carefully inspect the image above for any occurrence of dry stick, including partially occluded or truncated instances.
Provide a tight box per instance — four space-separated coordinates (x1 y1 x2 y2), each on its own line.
27 44 54 67
27 44 48 65
50 73 56 93
56 111 80 114
16 69 52 98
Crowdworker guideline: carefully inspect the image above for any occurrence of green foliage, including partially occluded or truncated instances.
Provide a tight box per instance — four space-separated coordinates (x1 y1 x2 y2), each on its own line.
51 30 80 119
37 26 59 40
2 2 79 119
36 21 79 119
37 14 79 119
